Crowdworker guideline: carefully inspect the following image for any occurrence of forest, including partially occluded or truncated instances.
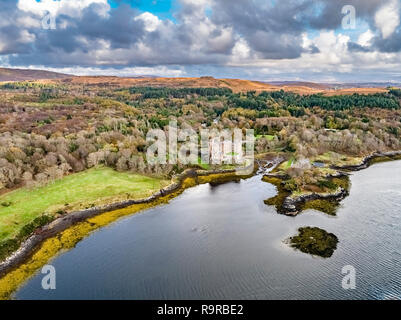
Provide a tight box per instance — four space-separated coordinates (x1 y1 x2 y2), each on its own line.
0 83 401 192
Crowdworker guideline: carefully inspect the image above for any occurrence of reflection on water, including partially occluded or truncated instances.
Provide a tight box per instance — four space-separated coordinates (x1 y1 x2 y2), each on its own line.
16 161 401 299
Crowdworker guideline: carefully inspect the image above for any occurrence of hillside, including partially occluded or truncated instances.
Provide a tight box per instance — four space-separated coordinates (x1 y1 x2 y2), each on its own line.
0 66 389 95
0 68 69 82
55 76 284 93
54 76 387 95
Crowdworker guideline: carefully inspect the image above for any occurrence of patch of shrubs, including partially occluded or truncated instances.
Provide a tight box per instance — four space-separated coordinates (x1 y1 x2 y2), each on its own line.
317 179 337 190
0 214 54 262
289 226 338 258
1 201 12 207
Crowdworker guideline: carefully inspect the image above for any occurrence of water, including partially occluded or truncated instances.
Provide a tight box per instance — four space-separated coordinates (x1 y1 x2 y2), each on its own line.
16 161 401 299
313 161 325 168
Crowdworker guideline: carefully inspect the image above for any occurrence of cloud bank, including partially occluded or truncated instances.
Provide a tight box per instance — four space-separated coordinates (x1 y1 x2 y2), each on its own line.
0 0 400 82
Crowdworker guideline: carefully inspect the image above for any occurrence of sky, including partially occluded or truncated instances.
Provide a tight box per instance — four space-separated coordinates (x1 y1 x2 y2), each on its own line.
1 0 401 82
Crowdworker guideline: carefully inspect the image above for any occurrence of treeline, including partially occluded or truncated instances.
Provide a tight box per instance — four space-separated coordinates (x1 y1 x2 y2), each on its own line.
127 87 233 99
0 82 59 90
389 88 401 98
298 93 399 110
228 90 400 112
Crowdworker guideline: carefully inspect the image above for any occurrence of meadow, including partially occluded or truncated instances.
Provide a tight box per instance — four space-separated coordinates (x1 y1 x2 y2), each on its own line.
0 167 169 247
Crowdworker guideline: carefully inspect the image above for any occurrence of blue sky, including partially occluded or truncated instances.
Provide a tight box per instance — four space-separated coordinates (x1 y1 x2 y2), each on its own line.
108 0 175 19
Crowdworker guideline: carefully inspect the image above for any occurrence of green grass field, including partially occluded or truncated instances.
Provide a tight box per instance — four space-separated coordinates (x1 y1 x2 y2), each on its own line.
313 152 363 166
0 167 170 243
256 134 275 141
279 156 295 169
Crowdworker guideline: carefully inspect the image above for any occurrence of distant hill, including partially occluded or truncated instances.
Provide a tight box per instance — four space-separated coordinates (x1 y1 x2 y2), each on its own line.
267 80 401 90
266 81 331 90
57 76 302 93
56 76 387 95
0 67 70 82
0 67 389 96
337 82 401 89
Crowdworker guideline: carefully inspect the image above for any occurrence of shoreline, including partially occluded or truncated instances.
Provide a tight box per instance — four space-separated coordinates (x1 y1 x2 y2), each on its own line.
1 152 400 298
281 183 349 216
2 151 400 276
0 167 254 281
331 150 401 171
263 150 401 216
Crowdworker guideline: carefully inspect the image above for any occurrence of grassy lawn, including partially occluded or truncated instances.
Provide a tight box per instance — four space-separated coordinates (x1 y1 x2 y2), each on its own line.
197 156 211 170
256 134 275 141
0 167 170 243
278 156 295 170
313 152 363 167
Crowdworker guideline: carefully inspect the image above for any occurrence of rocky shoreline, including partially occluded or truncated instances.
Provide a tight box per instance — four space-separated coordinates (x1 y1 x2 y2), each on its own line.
1 151 400 282
332 150 401 171
264 150 401 216
0 167 252 278
281 186 349 216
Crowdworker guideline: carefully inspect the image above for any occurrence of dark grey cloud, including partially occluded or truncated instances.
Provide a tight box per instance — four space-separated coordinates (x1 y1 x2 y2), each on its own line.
347 42 372 52
307 0 383 29
373 27 401 52
342 0 401 54
209 0 392 59
0 0 32 55
7 0 237 67
210 0 311 59
76 4 144 49
8 3 146 66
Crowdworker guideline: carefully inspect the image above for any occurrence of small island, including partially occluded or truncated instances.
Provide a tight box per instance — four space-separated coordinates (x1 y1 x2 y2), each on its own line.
288 227 339 258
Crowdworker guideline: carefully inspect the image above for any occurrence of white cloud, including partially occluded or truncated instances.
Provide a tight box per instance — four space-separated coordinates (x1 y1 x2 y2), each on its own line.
226 30 401 80
231 38 251 61
180 0 212 8
134 12 161 33
2 0 400 82
4 65 186 77
16 16 41 28
375 0 400 39
19 30 36 43
357 29 374 47
301 32 313 49
17 0 109 18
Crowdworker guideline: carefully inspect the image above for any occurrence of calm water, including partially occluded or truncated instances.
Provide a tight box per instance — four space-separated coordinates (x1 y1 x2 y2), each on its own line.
16 161 401 299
